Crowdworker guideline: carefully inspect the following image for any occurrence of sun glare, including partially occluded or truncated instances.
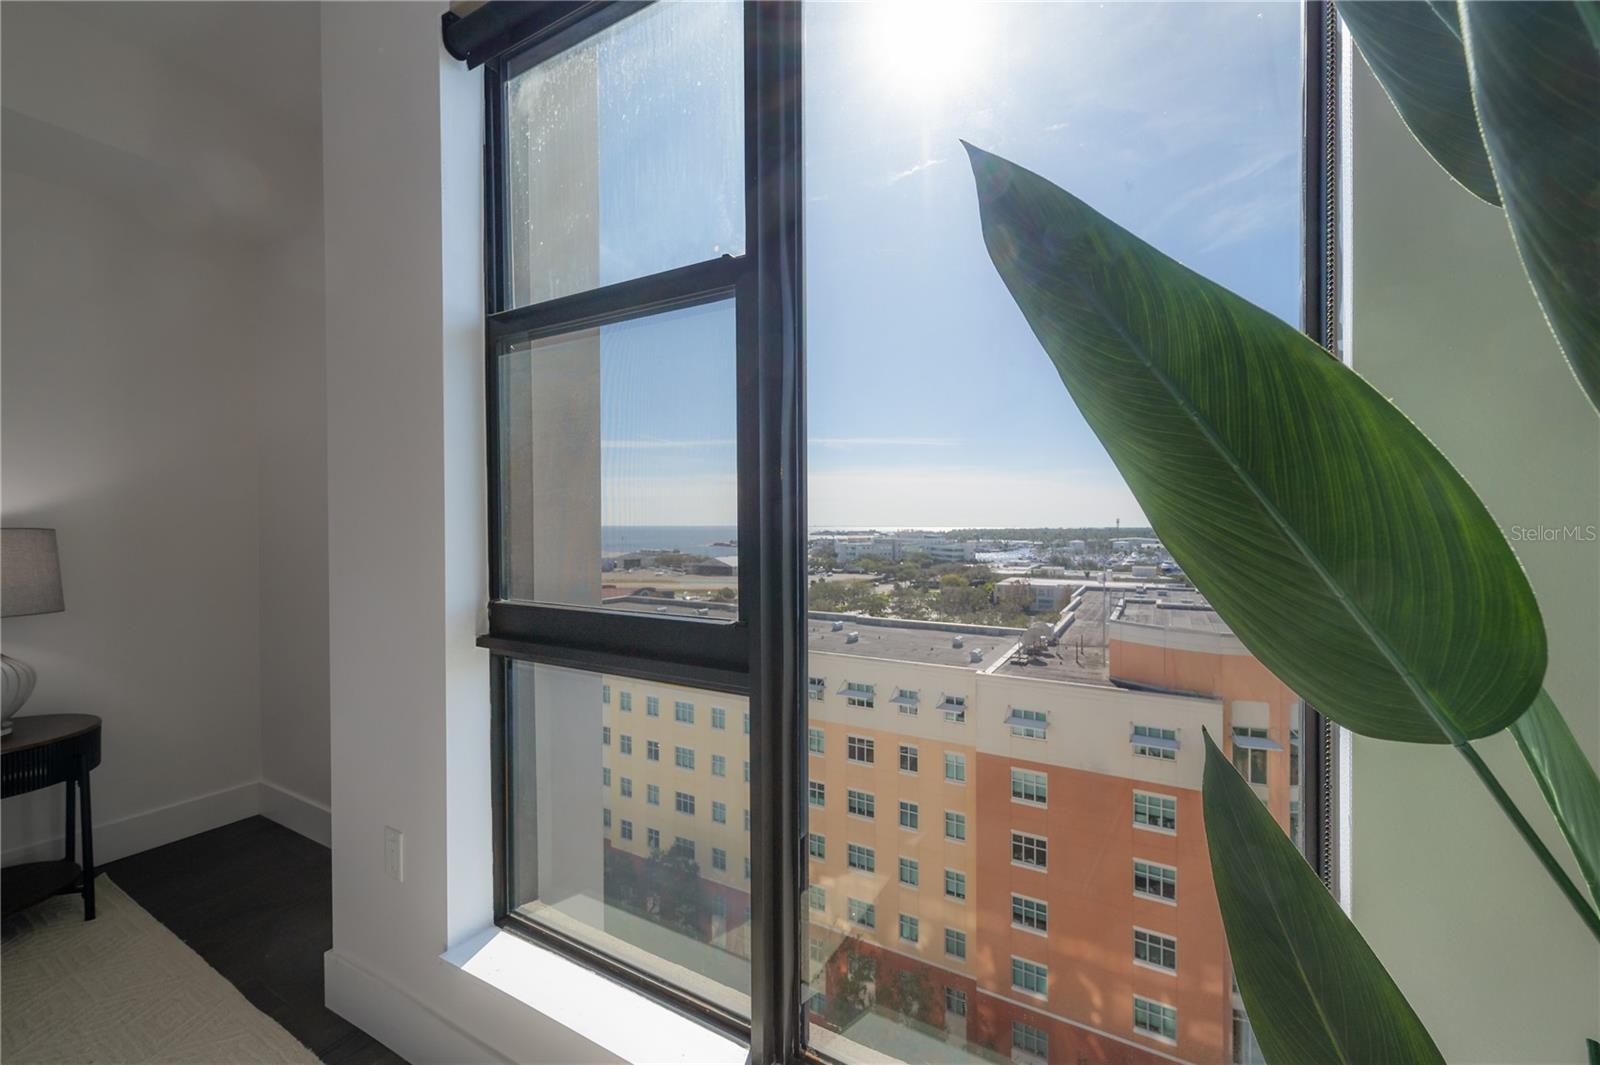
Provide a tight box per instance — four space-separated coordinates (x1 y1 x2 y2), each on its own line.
864 1 988 103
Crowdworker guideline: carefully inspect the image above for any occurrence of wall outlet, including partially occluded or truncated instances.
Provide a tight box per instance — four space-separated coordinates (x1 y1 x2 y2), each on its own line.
384 826 404 882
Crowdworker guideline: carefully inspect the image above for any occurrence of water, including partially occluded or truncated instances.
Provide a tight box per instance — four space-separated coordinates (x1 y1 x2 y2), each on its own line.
602 525 739 559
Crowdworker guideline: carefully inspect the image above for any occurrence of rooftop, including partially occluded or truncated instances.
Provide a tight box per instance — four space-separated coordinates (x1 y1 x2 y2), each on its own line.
806 615 1020 670
1111 589 1235 636
993 586 1114 686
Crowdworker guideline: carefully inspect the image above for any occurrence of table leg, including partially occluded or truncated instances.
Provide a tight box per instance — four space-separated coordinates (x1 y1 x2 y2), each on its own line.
79 756 94 921
64 777 76 865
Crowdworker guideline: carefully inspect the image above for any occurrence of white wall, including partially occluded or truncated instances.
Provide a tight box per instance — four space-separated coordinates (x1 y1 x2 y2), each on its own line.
1349 59 1600 1063
1 2 328 860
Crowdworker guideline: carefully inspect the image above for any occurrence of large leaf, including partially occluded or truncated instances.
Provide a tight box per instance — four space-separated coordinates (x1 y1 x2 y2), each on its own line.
964 144 1546 743
1461 1 1600 412
1511 690 1600 907
1202 730 1445 1065
1338 1 1501 205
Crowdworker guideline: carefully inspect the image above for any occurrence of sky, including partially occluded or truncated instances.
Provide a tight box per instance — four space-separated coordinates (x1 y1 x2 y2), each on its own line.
515 1 1303 529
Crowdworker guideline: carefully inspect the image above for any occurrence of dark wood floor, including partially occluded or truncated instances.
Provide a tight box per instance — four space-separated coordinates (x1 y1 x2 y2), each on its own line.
106 816 409 1065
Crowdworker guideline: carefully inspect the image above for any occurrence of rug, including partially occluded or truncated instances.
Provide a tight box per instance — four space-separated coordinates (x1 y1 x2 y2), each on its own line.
2 875 319 1064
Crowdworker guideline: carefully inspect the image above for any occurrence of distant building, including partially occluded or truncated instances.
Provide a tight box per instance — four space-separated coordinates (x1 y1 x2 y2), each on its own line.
686 559 735 577
833 533 977 564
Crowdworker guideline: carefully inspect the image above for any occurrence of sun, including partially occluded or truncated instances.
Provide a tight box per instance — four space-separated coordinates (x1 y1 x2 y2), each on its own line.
863 1 989 104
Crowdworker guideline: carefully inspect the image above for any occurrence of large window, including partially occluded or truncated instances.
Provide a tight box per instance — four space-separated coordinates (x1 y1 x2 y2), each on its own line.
474 1 1334 1061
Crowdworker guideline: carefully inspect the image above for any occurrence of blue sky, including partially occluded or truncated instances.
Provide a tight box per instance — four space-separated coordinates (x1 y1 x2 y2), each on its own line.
570 1 1301 528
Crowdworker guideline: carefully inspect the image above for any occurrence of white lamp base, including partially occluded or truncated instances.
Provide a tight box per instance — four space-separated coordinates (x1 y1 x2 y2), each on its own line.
2 652 38 736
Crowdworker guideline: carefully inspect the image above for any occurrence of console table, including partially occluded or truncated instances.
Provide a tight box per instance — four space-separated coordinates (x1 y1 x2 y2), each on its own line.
2 714 101 920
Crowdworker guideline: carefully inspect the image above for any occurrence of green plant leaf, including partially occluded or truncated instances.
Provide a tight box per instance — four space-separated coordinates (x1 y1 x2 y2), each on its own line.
963 143 1546 743
1202 730 1445 1065
1338 0 1501 204
1511 690 1600 907
1460 1 1600 412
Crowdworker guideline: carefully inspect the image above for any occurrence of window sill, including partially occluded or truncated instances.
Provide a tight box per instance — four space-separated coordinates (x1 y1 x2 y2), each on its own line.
441 927 747 1065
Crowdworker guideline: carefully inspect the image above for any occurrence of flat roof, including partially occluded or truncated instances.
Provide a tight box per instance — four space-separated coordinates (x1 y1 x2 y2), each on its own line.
806 616 1019 670
1111 590 1235 635
994 586 1114 686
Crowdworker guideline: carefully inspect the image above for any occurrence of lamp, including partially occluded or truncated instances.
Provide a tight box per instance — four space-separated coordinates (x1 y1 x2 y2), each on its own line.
2 528 65 736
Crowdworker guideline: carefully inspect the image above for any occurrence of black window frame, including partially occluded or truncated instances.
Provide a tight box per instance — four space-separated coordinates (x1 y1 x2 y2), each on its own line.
463 1 1343 1063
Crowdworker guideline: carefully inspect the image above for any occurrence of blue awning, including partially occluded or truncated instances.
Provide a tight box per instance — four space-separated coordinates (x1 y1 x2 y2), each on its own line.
1006 713 1047 732
1231 734 1283 752
935 699 965 713
890 693 919 707
1130 731 1180 751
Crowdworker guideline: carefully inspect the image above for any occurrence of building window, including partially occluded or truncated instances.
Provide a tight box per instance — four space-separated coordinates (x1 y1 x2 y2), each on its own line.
945 987 967 1017
743 712 751 735
646 740 660 762
619 819 633 841
939 694 967 722
619 691 632 713
1011 831 1048 870
674 700 694 724
673 837 694 859
1134 860 1178 902
619 734 633 756
1010 767 1047 805
808 675 825 700
898 856 919 887
898 744 919 773
711 706 727 730
674 745 695 770
620 777 633 798
847 735 875 763
646 828 660 852
1233 726 1270 785
847 789 875 818
807 727 824 754
646 696 660 717
745 808 751 831
809 781 825 808
712 847 727 872
944 869 967 901
1012 1020 1048 1059
711 754 727 777
602 807 611 828
808 833 825 859
1132 725 1179 760
744 857 751 880
847 898 875 928
1008 707 1048 739
1134 996 1179 1042
808 885 826 912
712 800 727 824
1134 791 1178 831
1012 895 1048 933
843 682 875 709
602 767 611 787
602 726 611 746
674 791 695 815
944 752 967 783
1011 957 1048 997
1234 1008 1266 1065
898 800 919 830
944 811 967 842
646 784 660 806
895 688 919 715
898 914 919 943
743 760 750 783
1134 929 1178 972
847 843 876 873
602 684 610 705
944 928 967 959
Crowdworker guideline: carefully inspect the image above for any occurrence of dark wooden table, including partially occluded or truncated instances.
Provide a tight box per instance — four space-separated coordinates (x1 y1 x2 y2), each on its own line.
2 713 101 920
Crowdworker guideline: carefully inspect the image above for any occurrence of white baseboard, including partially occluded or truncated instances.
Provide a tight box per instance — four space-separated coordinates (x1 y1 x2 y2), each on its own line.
325 949 509 1065
0 780 261 867
259 780 331 848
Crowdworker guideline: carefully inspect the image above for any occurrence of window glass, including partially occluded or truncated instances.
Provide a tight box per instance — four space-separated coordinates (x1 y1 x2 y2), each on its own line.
503 0 744 307
803 5 1302 1061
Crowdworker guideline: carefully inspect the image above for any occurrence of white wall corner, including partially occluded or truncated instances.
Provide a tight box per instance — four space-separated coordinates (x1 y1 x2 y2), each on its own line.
259 779 334 849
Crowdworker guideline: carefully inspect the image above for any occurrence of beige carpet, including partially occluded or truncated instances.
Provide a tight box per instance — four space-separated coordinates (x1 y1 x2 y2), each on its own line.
2 875 319 1064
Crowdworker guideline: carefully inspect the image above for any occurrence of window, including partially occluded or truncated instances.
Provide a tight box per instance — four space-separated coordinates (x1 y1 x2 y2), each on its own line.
807 727 824 754
898 857 919 887
847 898 875 928
846 735 875 763
743 760 750 783
619 819 632 841
808 781 825 808
944 811 967 842
1135 929 1178 972
898 800 919 830
1135 861 1178 903
619 734 633 756
944 928 966 960
1132 725 1179 761
602 726 611 746
743 712 750 735
1134 997 1179 1042
674 700 694 724
846 843 876 873
939 695 967 723
646 828 660 852
602 767 611 787
894 689 918 715
673 837 695 860
944 752 966 783
619 691 632 713
847 789 874 818
712 847 727 872
602 807 611 828
1234 1008 1267 1065
619 777 632 798
711 706 727 731
898 914 919 943
711 754 727 777
1012 831 1048 870
1011 957 1048 997
744 808 751 831
1012 1021 1048 1059
1008 708 1048 739
1011 768 1047 805
808 676 825 701
1012 895 1048 934
1135 792 1178 832
645 740 660 762
712 800 727 824
842 682 874 709
744 857 751 880
944 870 966 901
808 833 825 859
808 886 826 912
945 987 967 1017
602 684 611 705
674 745 695 770
898 744 918 773
646 696 660 718
646 784 660 806
1233 726 1271 785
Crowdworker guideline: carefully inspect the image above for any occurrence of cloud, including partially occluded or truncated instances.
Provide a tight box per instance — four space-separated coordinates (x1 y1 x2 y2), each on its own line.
884 156 945 185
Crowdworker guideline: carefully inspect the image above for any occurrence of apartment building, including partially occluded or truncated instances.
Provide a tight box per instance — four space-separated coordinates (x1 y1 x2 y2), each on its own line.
596 587 1289 1064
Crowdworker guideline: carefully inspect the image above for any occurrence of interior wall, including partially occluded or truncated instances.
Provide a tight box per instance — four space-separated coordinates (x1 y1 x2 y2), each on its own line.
1349 58 1600 1064
0 2 328 859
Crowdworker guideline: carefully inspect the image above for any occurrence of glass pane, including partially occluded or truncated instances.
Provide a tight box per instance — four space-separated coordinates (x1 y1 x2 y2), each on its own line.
803 3 1301 1063
504 1 744 308
507 661 751 1016
497 300 739 616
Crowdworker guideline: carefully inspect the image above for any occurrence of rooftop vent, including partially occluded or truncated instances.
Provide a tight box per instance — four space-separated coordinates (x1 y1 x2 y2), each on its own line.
697 608 710 616
832 620 845 632
969 648 984 662
951 635 964 649
845 631 860 644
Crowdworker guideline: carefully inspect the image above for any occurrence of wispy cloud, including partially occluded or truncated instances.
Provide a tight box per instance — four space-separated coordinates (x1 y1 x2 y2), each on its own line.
602 438 735 450
811 436 959 449
885 156 945 185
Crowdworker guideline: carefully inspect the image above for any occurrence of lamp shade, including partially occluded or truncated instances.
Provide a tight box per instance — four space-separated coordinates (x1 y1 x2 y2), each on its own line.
2 528 64 617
